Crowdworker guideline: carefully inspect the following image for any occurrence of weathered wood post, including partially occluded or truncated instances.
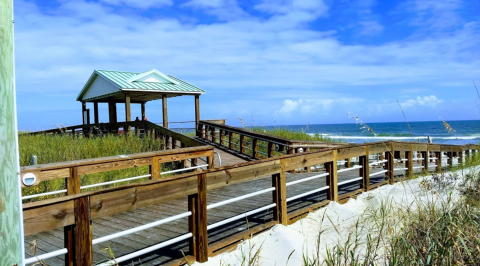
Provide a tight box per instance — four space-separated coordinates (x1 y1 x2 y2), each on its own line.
228 131 234 150
252 138 258 159
267 142 274 158
150 157 161 179
405 144 413 177
219 129 224 146
162 94 168 128
447 151 453 168
359 146 370 191
272 159 288 225
0 1 24 264
385 142 395 184
239 135 245 154
194 95 200 137
192 173 208 262
435 151 442 172
325 150 338 201
421 151 428 173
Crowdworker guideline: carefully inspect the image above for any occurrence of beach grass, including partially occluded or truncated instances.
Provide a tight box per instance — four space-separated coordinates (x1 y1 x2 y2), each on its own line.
19 133 165 202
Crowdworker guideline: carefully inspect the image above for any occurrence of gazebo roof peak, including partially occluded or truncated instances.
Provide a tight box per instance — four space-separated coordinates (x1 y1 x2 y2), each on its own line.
77 69 205 103
126 69 180 85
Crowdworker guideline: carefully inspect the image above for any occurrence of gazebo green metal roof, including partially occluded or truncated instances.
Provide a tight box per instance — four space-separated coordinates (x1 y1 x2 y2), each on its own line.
77 69 205 103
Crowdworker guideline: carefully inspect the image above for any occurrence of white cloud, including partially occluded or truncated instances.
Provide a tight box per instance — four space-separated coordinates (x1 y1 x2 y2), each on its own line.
12 0 480 128
183 0 224 8
359 20 384 36
402 95 443 108
99 0 172 9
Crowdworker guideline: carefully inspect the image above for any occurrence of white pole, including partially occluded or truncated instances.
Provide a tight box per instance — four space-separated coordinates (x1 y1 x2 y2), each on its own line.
0 0 25 264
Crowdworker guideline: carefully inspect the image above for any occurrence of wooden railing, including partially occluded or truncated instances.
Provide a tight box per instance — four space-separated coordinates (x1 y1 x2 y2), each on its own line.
197 121 344 161
21 141 479 265
28 121 205 149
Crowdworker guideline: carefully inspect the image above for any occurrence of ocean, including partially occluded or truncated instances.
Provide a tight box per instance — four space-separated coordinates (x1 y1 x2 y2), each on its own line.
263 120 480 145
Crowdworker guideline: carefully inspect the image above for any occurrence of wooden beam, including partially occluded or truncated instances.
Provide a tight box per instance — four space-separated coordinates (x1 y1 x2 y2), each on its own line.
64 167 80 266
195 95 200 137
359 146 369 191
141 102 146 119
93 102 99 124
272 159 288 225
325 150 338 201
421 151 428 172
125 93 131 133
252 138 258 159
74 197 93 266
188 194 197 257
405 144 413 177
267 142 274 158
82 102 87 124
447 151 453 168
228 131 233 150
149 156 161 179
436 151 442 173
162 94 168 128
195 173 208 262
385 149 394 184
239 135 245 154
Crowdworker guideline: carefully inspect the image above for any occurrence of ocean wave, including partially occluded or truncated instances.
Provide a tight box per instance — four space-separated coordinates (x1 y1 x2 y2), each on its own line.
324 135 480 140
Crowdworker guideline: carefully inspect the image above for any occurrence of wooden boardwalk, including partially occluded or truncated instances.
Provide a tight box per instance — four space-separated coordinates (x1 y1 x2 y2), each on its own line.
24 165 402 266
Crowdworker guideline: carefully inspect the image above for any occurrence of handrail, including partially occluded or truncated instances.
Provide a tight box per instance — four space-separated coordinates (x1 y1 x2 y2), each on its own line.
20 140 479 265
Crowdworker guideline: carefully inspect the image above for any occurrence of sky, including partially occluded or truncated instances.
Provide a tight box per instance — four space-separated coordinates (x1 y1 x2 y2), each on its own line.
13 0 480 130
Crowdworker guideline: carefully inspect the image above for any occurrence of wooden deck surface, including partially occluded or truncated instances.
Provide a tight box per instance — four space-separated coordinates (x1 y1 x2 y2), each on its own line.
24 162 414 266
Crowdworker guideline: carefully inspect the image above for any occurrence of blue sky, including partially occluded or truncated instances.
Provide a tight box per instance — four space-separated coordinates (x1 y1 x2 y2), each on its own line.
13 0 480 130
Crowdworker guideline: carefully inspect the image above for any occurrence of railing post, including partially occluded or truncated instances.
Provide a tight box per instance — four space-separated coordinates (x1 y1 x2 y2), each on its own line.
150 156 161 179
193 173 208 262
458 150 464 166
386 143 394 184
207 154 213 169
345 158 351 168
74 196 93 265
325 150 338 201
228 131 233 150
211 127 216 143
239 135 245 154
64 167 80 266
252 138 258 159
359 146 369 191
219 129 224 146
188 194 198 258
267 142 274 158
435 151 442 172
421 151 428 173
405 144 413 177
173 138 178 149
272 159 288 225
447 151 453 168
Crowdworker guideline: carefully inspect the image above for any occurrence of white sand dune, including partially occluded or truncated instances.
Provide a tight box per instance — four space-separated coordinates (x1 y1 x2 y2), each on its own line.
194 167 477 266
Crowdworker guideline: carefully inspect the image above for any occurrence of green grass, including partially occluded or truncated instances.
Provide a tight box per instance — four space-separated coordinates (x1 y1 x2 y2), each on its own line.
19 133 163 166
19 133 166 202
305 153 480 266
249 126 341 143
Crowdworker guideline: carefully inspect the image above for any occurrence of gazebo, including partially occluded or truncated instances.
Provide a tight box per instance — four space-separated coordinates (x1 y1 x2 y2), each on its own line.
76 69 205 129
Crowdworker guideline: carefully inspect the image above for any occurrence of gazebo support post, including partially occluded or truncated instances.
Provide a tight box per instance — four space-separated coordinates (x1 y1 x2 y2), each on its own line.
108 98 117 133
125 93 131 133
162 94 168 128
195 95 200 137
141 102 146 120
93 101 99 124
82 102 87 125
